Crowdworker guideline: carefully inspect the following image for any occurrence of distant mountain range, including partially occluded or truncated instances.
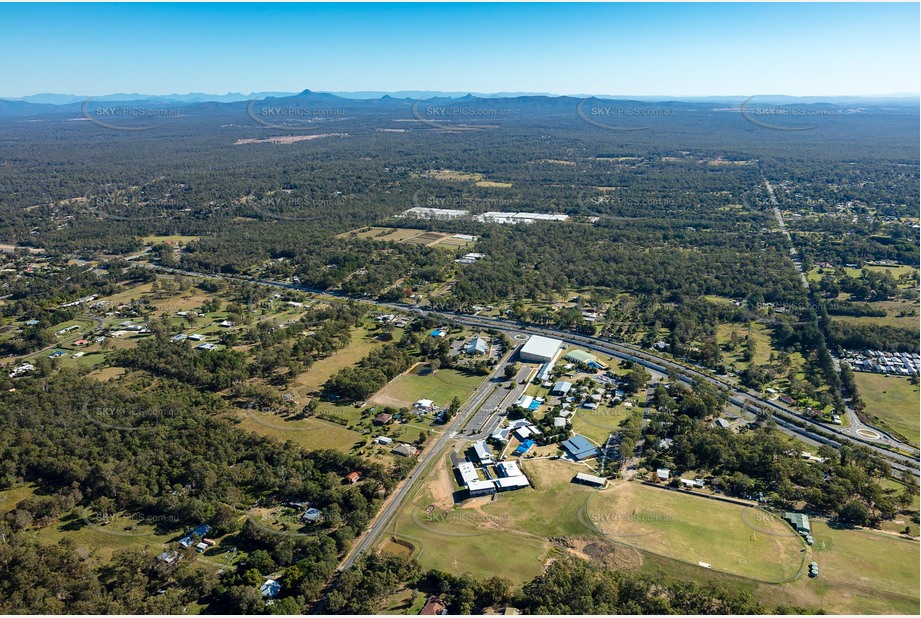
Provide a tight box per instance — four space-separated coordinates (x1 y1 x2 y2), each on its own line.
2 90 918 106
0 89 916 120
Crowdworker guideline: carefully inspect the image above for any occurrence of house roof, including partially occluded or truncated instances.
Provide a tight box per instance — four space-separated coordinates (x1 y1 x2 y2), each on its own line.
420 596 449 615
392 443 417 456
466 336 488 354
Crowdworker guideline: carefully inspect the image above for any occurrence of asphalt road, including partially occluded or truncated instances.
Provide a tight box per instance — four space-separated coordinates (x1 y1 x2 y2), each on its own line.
142 263 920 478
338 345 517 570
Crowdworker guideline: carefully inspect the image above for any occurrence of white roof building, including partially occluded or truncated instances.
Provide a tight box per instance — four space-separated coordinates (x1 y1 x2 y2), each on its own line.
455 462 480 485
495 476 530 490
520 335 563 363
466 336 489 355
574 472 607 487
467 479 497 496
402 206 468 220
472 440 493 464
514 395 534 409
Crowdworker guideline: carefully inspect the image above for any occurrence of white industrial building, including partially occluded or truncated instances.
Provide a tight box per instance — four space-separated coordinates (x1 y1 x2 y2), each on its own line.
402 206 468 220
519 335 563 363
475 212 569 224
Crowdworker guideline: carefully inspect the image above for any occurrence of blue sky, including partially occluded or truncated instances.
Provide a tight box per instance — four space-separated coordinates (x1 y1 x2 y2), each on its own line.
0 2 918 97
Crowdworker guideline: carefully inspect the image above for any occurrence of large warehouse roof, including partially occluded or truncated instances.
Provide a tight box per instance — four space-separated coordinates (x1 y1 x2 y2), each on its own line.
520 335 563 362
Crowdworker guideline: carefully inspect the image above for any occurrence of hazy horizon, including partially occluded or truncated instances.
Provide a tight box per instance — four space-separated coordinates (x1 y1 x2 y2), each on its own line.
1 2 918 98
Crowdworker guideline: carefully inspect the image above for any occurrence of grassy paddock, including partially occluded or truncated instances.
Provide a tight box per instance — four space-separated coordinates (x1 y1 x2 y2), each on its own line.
589 482 803 582
853 372 920 445
370 366 484 410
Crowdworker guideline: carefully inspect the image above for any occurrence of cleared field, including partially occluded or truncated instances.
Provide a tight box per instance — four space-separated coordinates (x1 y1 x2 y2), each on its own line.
474 180 512 188
339 226 473 249
234 410 362 453
25 510 182 564
589 483 804 582
291 325 399 394
370 365 484 410
0 484 37 512
87 366 127 382
761 521 920 615
403 231 448 246
142 235 200 245
853 372 920 445
422 169 483 182
388 457 559 583
716 322 774 369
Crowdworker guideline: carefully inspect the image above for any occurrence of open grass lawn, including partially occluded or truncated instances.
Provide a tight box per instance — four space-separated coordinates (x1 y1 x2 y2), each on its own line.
0 484 37 513
589 483 804 582
26 510 183 564
571 405 631 445
234 409 363 453
57 351 107 369
758 521 920 615
853 373 920 445
380 586 428 615
370 365 484 410
291 325 400 394
87 366 127 382
142 235 200 245
387 458 567 583
717 322 775 369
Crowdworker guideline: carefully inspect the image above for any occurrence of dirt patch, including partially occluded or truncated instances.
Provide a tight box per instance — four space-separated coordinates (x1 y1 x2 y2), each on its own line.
235 133 347 145
381 537 414 557
369 394 408 409
404 232 447 246
88 367 126 382
426 461 457 510
580 538 643 570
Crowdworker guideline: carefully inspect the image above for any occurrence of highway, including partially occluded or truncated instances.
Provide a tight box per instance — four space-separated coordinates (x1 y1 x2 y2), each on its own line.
142 262 919 478
438 312 920 475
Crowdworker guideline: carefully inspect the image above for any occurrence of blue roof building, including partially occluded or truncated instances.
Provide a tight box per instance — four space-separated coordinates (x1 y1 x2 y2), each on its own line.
561 435 598 461
514 439 535 456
